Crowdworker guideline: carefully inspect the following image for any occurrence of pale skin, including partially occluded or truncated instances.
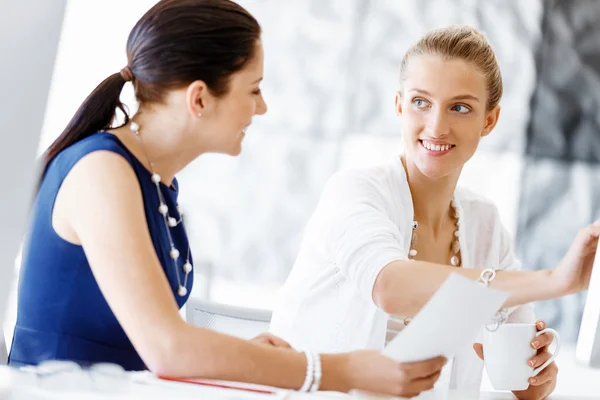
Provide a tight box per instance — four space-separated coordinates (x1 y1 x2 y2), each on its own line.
49 40 446 397
372 54 600 399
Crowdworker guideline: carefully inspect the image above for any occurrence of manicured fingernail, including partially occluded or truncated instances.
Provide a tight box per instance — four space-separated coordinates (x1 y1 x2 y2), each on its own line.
530 378 536 384
528 360 535 367
531 341 539 349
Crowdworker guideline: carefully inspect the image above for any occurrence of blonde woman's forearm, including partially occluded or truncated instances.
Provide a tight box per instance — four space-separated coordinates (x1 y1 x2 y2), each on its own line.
372 260 559 316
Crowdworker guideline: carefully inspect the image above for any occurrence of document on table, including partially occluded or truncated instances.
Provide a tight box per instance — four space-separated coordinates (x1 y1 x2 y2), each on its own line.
383 273 509 362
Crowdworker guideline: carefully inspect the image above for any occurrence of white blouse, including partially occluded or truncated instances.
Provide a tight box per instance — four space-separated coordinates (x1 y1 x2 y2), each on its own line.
269 156 535 390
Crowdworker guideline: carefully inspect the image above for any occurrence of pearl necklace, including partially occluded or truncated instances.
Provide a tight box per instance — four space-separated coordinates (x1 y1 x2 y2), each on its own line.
408 198 462 266
129 121 192 297
402 199 461 326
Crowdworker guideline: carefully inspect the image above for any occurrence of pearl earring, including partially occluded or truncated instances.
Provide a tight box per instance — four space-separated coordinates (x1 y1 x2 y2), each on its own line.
197 112 202 118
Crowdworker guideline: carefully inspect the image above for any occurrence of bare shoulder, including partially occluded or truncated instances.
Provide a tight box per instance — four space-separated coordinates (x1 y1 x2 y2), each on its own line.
65 150 139 187
60 150 142 207
54 150 145 244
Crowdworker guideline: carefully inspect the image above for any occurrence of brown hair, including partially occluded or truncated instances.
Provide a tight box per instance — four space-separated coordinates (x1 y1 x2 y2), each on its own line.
41 0 261 179
399 25 502 111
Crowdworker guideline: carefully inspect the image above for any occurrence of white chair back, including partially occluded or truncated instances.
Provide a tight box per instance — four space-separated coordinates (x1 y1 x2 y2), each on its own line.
186 298 271 340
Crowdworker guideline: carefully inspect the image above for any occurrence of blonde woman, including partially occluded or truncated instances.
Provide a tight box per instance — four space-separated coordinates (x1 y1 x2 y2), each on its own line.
270 25 599 399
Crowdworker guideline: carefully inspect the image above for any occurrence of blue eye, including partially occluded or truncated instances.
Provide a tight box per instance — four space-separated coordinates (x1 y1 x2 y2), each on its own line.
452 104 470 113
413 98 428 108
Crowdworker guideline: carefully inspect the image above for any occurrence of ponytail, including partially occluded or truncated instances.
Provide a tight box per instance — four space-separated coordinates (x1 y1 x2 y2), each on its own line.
40 72 131 181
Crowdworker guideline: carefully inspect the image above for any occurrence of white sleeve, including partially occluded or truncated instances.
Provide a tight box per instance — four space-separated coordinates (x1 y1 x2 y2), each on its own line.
312 170 407 305
496 222 536 323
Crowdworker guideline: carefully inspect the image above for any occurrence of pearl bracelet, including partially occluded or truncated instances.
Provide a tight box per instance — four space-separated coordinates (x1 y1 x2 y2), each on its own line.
310 352 322 392
300 351 314 392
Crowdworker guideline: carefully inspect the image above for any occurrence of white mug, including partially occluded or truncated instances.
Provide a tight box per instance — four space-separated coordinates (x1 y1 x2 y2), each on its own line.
482 323 560 391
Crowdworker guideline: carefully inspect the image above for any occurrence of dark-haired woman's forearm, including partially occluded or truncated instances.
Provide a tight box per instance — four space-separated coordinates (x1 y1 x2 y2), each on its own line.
150 321 351 392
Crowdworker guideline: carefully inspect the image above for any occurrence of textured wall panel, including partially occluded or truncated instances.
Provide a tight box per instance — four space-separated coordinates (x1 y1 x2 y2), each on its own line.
518 0 600 342
526 0 600 163
179 132 341 283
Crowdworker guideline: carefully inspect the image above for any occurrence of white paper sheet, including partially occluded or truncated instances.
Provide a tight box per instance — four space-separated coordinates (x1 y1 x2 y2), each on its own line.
383 273 509 362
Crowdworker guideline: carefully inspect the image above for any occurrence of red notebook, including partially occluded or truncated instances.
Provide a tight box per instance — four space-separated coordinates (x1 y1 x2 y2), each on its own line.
157 375 279 395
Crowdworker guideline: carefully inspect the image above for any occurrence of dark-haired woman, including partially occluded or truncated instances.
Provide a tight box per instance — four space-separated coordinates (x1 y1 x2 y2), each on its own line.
8 0 447 397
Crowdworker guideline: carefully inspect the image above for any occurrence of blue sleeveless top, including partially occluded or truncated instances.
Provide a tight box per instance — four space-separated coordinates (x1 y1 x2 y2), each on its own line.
8 132 193 371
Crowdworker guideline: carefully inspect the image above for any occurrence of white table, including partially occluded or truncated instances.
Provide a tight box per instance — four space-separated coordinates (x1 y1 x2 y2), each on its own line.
0 366 595 400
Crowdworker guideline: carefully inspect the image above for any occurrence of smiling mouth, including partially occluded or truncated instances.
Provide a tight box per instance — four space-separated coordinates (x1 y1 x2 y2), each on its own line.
419 139 455 152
